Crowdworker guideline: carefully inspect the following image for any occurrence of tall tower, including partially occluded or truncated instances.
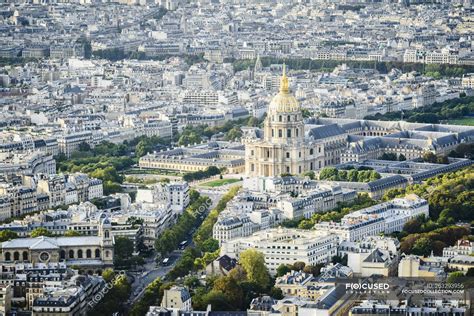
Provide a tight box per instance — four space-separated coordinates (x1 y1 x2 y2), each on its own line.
99 216 113 247
254 54 263 73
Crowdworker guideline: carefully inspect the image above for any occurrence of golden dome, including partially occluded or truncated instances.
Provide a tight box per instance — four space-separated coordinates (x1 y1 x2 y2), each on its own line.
269 65 300 113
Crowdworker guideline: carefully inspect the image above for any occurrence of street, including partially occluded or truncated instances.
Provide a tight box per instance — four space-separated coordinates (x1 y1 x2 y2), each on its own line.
126 187 225 306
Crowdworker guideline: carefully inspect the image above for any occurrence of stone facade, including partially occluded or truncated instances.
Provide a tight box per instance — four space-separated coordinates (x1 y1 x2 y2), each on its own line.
244 69 325 177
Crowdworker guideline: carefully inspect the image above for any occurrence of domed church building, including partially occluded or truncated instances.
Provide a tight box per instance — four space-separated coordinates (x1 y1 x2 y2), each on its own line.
243 67 325 177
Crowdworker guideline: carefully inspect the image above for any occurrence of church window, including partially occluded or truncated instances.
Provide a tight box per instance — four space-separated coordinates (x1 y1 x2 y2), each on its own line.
13 252 19 261
23 251 28 261
286 166 290 173
299 166 302 173
69 250 74 258
105 230 110 238
296 129 299 137
299 152 301 158
287 115 290 121
278 129 282 137
5 252 11 261
287 129 291 137
86 249 92 258
310 149 314 155
251 150 254 156
310 162 314 170
78 250 83 259
95 249 101 258
272 129 274 137
279 115 282 122
286 152 290 158
267 150 270 158
251 164 255 172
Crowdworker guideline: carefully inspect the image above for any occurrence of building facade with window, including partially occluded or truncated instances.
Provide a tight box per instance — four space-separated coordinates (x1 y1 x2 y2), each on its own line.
0 217 114 273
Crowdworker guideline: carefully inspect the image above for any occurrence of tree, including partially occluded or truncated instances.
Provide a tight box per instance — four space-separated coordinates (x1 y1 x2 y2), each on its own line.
301 108 312 118
331 255 348 265
447 271 465 284
135 139 153 157
201 290 233 311
0 230 18 242
398 154 406 161
178 132 202 146
270 287 284 299
30 228 53 237
78 142 91 152
102 268 115 282
423 152 437 163
303 264 323 276
319 167 338 180
64 230 82 237
276 264 291 277
114 237 141 269
369 170 381 181
129 278 163 316
239 249 271 289
212 276 244 309
303 171 315 180
89 274 131 316
411 237 433 256
225 127 242 141
201 238 219 253
379 153 397 161
347 169 358 182
247 117 259 127
403 216 425 234
291 261 306 271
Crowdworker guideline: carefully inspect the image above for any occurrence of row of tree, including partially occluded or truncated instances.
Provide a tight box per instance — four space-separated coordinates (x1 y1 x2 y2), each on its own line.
383 166 473 223
400 225 470 256
380 166 474 256
154 190 211 257
378 152 406 161
319 166 381 182
365 96 474 124
88 269 131 316
276 261 324 277
131 186 240 314
182 166 222 182
167 186 241 280
232 57 474 76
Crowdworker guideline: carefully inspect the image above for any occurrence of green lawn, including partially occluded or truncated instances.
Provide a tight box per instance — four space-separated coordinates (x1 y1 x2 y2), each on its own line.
447 117 474 126
201 178 241 187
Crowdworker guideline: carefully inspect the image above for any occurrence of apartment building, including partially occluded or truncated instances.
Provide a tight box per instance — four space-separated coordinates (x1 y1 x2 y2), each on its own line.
220 228 338 275
314 195 429 241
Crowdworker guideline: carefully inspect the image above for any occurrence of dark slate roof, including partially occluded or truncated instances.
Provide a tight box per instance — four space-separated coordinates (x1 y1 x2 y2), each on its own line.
308 124 345 139
363 249 389 263
216 255 237 272
367 175 408 191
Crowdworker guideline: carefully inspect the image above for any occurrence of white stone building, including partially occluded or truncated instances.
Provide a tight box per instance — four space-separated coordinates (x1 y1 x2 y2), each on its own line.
220 228 338 275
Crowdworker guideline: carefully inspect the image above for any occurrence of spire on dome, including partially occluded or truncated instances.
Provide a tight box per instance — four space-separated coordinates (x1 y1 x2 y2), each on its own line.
279 64 289 94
